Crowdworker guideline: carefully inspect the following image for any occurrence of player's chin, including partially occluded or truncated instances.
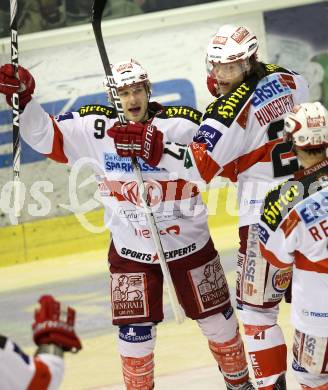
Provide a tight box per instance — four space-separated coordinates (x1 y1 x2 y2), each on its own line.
127 108 142 120
218 83 233 95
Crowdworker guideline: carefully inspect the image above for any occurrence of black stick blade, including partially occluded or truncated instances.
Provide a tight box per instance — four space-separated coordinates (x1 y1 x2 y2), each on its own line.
92 0 107 23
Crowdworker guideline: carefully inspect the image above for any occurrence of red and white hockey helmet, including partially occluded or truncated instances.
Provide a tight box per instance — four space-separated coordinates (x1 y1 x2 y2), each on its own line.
284 102 328 149
206 24 258 65
110 59 151 94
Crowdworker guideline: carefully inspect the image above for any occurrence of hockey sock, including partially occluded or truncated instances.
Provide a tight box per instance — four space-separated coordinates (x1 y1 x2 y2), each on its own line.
121 353 154 389
208 333 249 386
244 324 287 389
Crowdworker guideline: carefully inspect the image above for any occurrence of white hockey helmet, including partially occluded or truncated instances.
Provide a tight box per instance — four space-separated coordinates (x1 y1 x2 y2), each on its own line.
206 24 258 65
109 59 151 96
284 102 328 149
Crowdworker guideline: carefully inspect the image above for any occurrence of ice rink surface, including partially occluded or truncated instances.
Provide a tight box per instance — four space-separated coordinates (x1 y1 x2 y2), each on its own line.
0 225 301 389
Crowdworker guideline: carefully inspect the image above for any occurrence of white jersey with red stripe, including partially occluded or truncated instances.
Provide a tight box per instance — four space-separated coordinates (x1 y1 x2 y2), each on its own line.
159 64 309 226
20 100 210 263
258 159 328 337
0 335 64 390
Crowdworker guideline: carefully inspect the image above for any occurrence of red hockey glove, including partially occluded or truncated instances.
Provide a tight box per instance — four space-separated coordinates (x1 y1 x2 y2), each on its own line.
207 74 219 97
108 121 164 167
0 64 35 109
32 295 82 353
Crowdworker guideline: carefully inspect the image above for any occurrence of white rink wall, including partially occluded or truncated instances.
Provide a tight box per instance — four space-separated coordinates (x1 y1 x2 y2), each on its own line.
0 0 326 226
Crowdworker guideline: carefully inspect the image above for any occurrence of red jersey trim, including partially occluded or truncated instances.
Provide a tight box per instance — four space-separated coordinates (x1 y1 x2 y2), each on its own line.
190 142 220 183
280 210 301 238
27 358 51 390
259 242 291 269
237 139 278 175
45 116 68 163
294 251 328 274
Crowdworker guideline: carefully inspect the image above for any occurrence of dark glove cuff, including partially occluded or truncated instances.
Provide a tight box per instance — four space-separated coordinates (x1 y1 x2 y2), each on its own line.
35 343 64 358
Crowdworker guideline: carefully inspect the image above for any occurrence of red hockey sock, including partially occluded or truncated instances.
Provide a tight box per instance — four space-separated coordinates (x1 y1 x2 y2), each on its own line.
121 353 154 389
209 332 250 386
244 324 287 389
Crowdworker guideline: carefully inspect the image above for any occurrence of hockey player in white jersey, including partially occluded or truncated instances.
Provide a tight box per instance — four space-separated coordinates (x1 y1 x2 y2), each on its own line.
0 60 255 389
259 102 328 389
107 25 310 389
0 295 82 390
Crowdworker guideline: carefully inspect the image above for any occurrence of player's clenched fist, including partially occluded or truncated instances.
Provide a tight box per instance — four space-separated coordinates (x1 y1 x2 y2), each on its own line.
32 295 82 353
108 121 164 167
0 64 35 109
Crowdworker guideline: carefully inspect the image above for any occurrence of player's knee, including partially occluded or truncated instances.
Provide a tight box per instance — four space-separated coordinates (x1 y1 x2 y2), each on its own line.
238 304 279 327
197 306 238 343
117 323 156 357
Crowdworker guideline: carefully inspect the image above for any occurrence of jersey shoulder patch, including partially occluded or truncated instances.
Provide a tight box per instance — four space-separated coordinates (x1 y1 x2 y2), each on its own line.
157 105 202 125
261 179 304 231
203 77 257 127
264 63 298 76
78 104 116 118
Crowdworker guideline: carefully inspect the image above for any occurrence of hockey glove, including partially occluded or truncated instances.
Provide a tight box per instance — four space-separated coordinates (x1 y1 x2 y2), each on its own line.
207 74 219 98
32 295 82 353
0 64 35 109
108 121 164 167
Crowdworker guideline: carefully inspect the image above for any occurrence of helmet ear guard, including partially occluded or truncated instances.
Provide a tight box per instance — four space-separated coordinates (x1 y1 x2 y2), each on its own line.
284 102 328 149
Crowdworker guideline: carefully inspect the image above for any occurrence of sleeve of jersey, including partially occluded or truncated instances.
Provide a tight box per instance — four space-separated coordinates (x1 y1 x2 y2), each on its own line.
258 219 295 268
20 98 89 165
0 336 63 390
294 73 310 104
33 354 65 390
158 117 241 183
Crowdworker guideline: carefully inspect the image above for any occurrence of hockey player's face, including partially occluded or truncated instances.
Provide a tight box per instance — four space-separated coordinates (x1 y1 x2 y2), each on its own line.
118 84 149 122
211 61 246 95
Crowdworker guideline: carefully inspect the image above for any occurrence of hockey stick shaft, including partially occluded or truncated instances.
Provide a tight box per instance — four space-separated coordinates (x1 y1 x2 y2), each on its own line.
92 0 185 324
10 0 21 219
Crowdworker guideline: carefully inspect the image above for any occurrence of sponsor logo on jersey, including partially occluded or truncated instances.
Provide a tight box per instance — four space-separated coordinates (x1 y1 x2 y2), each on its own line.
79 104 115 117
163 242 196 260
254 94 295 126
122 180 163 208
104 153 160 172
206 83 251 121
111 273 148 319
119 325 153 343
164 106 201 124
134 225 180 238
296 191 328 226
272 268 292 293
118 208 182 224
193 124 222 152
121 243 197 262
121 248 152 262
262 183 301 229
258 223 270 244
189 257 230 312
243 198 263 206
302 310 328 318
54 112 73 122
253 77 289 107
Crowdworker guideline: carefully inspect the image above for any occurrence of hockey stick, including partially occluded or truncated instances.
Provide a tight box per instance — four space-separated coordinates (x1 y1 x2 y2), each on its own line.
10 0 21 219
92 0 185 324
